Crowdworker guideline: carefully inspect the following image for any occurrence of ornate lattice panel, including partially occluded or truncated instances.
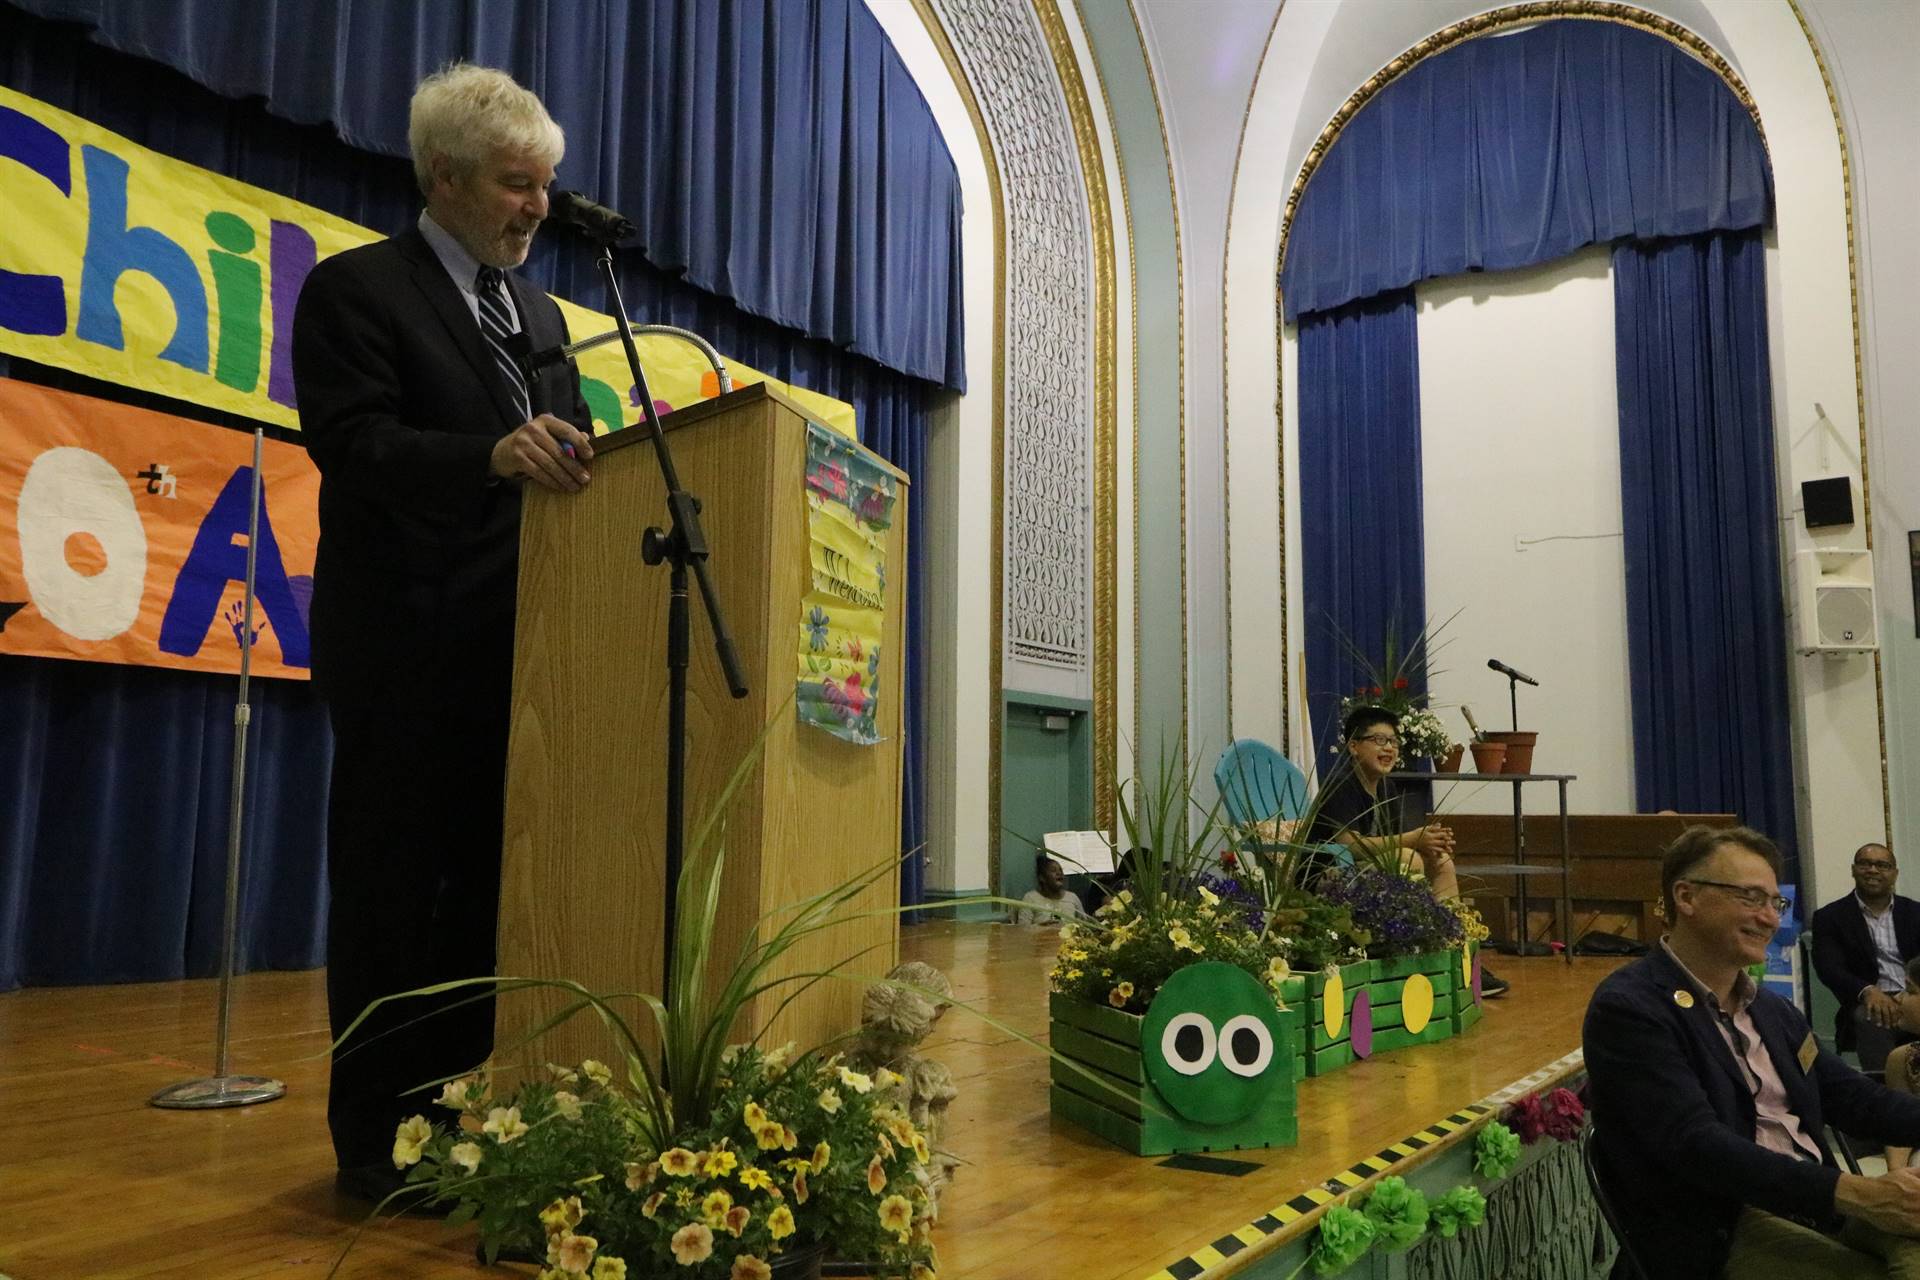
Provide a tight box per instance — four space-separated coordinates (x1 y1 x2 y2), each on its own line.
936 0 1094 675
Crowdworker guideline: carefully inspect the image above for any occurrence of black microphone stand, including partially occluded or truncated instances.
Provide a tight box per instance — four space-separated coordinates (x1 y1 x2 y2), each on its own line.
574 228 750 999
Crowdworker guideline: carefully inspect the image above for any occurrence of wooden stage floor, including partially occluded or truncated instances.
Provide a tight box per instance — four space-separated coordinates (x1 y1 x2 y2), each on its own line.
0 923 1619 1280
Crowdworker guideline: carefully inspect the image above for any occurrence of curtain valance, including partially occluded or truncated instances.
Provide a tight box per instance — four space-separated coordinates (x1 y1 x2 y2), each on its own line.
1281 20 1770 323
15 0 966 389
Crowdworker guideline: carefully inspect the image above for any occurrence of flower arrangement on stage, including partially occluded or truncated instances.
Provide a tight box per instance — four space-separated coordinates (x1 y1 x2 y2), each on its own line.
394 1045 934 1279
1330 611 1460 760
1502 1086 1587 1146
1316 866 1465 959
338 729 945 1280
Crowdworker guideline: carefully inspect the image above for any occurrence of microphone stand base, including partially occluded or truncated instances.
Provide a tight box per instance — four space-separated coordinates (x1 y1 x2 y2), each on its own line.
149 1075 286 1109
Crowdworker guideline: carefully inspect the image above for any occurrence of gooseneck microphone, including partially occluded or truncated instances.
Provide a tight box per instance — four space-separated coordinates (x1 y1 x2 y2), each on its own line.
548 189 635 242
1487 658 1539 686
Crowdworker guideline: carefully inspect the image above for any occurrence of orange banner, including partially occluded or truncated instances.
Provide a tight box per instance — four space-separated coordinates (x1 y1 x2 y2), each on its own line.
0 379 317 679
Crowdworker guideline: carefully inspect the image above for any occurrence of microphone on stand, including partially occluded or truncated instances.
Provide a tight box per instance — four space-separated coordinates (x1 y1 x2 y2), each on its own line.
1487 658 1539 686
547 189 635 242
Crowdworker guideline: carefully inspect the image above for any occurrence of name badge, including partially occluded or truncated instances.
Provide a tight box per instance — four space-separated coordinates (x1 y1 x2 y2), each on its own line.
1797 1032 1818 1074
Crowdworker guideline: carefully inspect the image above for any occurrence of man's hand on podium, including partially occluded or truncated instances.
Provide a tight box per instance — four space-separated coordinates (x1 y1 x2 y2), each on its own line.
491 413 594 492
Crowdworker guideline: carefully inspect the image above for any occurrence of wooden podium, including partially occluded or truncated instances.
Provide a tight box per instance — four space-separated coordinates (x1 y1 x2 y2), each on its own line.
495 384 906 1070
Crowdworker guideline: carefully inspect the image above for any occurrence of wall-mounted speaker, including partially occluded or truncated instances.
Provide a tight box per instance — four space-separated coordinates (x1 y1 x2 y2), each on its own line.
1795 550 1877 655
1802 476 1855 529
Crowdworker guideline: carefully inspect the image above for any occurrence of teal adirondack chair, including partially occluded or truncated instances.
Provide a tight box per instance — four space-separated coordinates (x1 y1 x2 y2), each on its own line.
1212 739 1350 869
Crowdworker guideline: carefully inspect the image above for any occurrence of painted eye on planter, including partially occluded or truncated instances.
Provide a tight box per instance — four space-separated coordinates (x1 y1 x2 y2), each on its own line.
1140 962 1292 1127
1160 1012 1217 1075
1217 1013 1274 1077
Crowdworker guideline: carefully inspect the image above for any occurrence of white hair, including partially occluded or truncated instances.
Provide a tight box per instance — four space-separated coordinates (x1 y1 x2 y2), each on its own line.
407 63 564 194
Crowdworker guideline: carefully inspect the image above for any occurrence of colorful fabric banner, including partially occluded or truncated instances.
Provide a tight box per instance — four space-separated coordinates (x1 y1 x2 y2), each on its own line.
0 379 318 679
797 423 895 745
0 83 855 437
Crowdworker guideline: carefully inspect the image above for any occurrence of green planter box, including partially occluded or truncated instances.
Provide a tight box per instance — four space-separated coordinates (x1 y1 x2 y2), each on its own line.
1296 959 1376 1074
1049 993 1301 1156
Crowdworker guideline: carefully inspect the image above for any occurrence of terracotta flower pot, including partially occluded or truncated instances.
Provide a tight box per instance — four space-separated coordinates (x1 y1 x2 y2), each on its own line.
1468 740 1507 774
1482 730 1538 774
1438 743 1465 773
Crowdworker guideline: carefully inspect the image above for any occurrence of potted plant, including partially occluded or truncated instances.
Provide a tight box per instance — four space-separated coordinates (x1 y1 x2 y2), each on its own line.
341 739 947 1279
1044 747 1313 1155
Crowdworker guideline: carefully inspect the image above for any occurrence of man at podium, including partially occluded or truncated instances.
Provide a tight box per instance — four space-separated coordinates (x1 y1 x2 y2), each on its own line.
291 63 595 1205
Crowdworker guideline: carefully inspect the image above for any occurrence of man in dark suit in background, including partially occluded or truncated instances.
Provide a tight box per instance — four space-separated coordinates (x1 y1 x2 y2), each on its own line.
1584 825 1920 1279
291 62 595 1204
1813 843 1920 1072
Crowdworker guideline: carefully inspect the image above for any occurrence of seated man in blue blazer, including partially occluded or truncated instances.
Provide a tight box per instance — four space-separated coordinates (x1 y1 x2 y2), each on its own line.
1812 843 1920 1072
1585 826 1920 1279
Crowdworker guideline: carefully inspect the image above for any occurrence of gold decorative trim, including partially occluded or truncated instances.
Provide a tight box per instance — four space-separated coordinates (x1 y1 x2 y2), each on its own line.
911 0 1009 892
1034 0 1120 835
1079 5 1142 786
1273 1 1767 742
1785 0 1893 844
1219 1 1286 748
1127 0 1189 785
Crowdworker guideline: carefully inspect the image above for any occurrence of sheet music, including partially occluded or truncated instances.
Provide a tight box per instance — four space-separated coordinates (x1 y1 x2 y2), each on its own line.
1043 830 1116 874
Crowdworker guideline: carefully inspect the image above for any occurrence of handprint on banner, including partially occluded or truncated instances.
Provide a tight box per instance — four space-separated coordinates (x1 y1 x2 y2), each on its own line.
224 599 262 649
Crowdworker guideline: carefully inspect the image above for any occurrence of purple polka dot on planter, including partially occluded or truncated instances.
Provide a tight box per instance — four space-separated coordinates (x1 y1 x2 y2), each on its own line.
1351 990 1374 1059
1472 953 1484 1007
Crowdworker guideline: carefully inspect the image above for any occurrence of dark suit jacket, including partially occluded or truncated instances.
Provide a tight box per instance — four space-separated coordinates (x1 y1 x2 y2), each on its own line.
291 227 589 716
1583 946 1920 1280
1810 892 1920 1050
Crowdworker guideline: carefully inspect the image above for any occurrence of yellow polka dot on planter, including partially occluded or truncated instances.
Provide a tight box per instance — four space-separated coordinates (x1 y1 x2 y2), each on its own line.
1323 972 1346 1039
1462 948 1472 987
1402 973 1436 1034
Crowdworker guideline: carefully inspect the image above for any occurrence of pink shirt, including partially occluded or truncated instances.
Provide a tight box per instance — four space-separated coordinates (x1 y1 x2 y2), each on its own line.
1662 941 1822 1164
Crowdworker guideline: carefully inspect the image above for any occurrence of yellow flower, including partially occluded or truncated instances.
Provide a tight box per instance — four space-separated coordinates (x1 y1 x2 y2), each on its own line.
738 1165 774 1192
641 1192 665 1219
878 1193 914 1234
817 1088 843 1114
434 1077 476 1110
449 1141 484 1174
670 1223 714 1265
731 1258 773 1280
580 1059 613 1088
839 1066 874 1094
1167 925 1201 954
539 1195 586 1237
812 1141 832 1173
764 1041 796 1070
660 1147 700 1177
548 1232 598 1275
547 1062 580 1084
792 1167 810 1204
754 1121 786 1151
743 1100 769 1128
1063 968 1083 980
1108 981 1135 1008
1197 884 1221 907
701 1189 734 1225
867 1155 888 1195
1265 955 1292 985
767 1205 797 1241
625 1161 658 1192
391 1115 433 1169
875 1066 904 1090
911 1134 931 1164
723 1204 751 1237
482 1106 528 1144
782 1125 799 1150
703 1148 739 1178
591 1260 627 1280
876 1131 895 1160
552 1090 583 1121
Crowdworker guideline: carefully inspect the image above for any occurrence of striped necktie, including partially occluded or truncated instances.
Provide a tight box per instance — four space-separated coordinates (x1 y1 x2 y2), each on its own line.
475 266 532 424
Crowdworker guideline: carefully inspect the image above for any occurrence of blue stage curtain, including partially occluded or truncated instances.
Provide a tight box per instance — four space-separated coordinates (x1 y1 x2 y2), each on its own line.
0 3 932 990
10 0 966 390
1280 20 1771 322
1613 229 1796 862
1297 291 1426 757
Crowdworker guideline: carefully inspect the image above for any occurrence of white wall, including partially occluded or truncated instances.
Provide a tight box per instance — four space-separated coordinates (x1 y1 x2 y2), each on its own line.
1417 246 1634 815
860 0 996 893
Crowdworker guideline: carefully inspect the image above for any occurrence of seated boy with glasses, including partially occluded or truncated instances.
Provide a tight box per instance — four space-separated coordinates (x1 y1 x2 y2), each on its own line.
1303 707 1508 997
